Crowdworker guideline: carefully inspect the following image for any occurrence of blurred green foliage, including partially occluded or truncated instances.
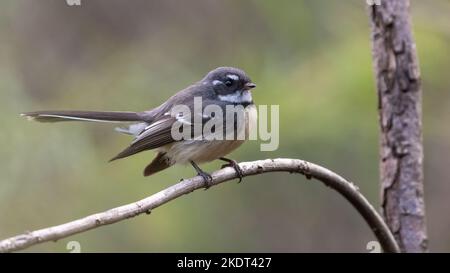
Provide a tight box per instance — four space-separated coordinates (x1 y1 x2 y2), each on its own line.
1 0 450 252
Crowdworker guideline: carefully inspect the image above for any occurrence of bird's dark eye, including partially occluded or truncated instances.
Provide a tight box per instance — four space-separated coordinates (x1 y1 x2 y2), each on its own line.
225 80 233 87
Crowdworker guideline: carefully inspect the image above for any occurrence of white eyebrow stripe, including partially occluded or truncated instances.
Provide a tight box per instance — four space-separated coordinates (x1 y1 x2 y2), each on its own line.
213 80 223 86
226 74 239 81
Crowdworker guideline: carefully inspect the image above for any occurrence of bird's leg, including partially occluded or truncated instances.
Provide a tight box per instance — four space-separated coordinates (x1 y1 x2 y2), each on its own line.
219 157 244 182
190 161 213 189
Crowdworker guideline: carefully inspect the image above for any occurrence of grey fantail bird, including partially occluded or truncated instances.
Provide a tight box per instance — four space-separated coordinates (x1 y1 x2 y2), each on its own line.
22 67 257 187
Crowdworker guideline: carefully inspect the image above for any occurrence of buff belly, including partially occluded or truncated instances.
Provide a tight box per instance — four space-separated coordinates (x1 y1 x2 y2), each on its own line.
159 104 257 164
161 139 244 164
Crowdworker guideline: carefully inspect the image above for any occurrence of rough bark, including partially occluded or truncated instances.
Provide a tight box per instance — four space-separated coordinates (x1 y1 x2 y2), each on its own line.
369 0 428 252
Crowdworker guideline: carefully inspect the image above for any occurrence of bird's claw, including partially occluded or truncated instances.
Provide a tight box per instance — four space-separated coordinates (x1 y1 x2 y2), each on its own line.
221 160 244 183
198 171 213 189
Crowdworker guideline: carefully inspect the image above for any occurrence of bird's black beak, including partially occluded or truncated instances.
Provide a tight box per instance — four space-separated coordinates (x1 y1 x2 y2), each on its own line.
244 82 256 90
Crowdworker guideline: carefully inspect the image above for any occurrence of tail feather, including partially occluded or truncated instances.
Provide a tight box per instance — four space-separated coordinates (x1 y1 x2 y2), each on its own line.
21 110 143 123
143 152 173 176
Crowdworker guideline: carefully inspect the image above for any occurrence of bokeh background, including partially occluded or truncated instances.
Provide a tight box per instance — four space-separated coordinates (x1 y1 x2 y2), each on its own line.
1 0 449 252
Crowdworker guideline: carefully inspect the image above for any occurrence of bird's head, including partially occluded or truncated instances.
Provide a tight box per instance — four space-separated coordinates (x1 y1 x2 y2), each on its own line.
202 67 256 105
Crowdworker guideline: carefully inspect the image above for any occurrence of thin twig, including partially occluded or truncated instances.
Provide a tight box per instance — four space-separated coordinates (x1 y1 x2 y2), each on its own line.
0 158 400 253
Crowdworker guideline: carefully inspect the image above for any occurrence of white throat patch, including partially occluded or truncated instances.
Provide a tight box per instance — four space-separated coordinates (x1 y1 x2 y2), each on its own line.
218 90 252 104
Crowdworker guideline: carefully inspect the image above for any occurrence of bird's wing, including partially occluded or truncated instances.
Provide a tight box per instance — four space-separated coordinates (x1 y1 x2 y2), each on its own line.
110 112 210 161
110 116 177 161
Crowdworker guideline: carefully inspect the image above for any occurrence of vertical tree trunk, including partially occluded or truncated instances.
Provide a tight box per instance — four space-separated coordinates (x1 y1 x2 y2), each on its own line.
368 0 428 252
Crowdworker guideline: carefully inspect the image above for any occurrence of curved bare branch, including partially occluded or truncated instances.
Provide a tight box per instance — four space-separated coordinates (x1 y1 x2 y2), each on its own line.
0 158 400 253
